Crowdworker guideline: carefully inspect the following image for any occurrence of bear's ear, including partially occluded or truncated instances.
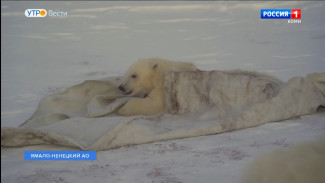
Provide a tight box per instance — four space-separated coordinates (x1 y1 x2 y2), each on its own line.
152 64 158 70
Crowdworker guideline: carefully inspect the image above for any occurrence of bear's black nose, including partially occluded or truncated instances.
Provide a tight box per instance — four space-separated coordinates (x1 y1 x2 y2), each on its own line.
118 85 125 92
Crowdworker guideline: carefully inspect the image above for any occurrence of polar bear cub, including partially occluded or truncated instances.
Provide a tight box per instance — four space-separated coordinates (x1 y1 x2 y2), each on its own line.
118 57 197 116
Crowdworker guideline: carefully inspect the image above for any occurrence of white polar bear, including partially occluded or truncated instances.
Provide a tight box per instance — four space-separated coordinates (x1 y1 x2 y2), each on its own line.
118 57 197 116
242 137 325 183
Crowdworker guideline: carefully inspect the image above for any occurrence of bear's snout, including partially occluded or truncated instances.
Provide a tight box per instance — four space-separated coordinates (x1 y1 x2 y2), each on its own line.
118 85 125 92
118 85 133 95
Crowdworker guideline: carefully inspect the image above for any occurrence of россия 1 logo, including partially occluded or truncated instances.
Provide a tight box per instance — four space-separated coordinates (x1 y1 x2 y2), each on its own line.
261 9 301 23
25 9 47 17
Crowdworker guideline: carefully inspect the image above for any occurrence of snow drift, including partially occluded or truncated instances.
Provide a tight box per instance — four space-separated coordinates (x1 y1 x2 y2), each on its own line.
1 71 324 151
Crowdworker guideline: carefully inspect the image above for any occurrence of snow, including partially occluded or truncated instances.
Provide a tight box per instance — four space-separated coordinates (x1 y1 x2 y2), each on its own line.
1 1 325 183
2 112 324 183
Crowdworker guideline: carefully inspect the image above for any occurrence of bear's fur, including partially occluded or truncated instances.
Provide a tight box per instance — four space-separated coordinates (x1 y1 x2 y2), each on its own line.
242 137 325 183
118 57 197 116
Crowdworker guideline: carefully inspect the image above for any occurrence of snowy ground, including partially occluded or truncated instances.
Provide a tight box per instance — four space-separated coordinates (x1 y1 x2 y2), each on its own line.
2 112 325 183
1 1 325 183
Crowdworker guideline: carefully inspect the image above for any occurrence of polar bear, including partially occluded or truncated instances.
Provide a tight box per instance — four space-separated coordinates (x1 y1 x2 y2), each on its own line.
242 137 325 183
118 57 197 116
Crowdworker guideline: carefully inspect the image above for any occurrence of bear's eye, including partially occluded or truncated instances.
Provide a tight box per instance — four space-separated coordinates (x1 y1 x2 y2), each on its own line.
131 74 137 79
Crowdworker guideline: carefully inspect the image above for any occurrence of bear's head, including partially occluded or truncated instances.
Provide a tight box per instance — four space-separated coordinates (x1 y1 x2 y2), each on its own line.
118 59 162 97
